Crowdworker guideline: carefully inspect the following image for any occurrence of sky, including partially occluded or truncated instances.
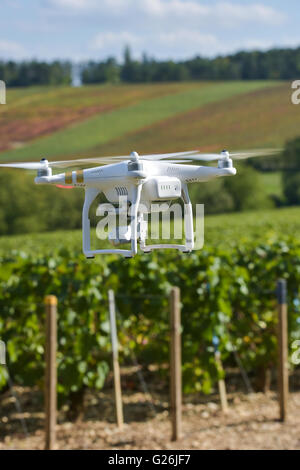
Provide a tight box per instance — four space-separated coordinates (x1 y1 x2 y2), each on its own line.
0 0 299 62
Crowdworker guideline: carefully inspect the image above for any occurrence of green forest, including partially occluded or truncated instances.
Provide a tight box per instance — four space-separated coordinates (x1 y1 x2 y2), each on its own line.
1 46 300 86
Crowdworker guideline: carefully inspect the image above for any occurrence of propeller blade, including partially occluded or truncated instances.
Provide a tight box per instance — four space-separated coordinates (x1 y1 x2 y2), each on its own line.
0 155 195 171
138 150 200 161
0 162 46 170
49 151 200 168
41 151 200 168
166 148 282 162
0 149 281 172
182 153 221 162
159 159 193 163
229 148 282 160
48 157 121 168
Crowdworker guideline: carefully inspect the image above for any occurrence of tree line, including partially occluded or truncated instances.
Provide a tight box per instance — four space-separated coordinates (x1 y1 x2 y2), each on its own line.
1 46 300 86
0 60 72 87
82 46 300 84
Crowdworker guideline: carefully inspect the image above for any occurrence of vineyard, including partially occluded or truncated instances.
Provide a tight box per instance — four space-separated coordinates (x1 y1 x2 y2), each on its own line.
3 236 299 395
0 206 300 253
0 80 300 449
0 207 300 446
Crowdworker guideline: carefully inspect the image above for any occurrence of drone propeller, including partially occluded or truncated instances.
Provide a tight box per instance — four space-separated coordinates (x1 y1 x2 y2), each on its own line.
165 148 282 163
47 150 199 168
0 162 47 170
0 158 115 170
0 149 281 171
0 151 199 170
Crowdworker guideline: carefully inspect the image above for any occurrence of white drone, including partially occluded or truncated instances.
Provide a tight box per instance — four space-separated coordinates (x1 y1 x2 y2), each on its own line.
0 149 278 258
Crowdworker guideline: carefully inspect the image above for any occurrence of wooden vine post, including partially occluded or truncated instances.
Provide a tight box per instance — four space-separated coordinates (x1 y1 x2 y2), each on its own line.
44 295 57 450
276 279 289 422
215 353 229 414
170 287 182 441
108 289 124 429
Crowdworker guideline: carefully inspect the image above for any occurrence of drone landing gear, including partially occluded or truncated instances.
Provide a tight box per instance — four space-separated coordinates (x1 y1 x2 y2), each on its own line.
139 184 194 254
82 185 142 258
82 183 194 258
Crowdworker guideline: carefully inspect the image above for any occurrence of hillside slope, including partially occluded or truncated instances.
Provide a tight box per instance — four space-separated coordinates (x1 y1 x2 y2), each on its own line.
0 81 279 161
93 83 296 156
0 82 198 153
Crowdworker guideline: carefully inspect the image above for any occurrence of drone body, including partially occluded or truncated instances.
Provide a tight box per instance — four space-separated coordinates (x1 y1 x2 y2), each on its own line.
34 151 236 258
0 148 277 258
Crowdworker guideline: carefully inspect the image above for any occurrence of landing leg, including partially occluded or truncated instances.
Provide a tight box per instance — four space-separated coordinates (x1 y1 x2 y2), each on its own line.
139 184 194 254
82 184 143 258
126 183 142 258
181 184 194 252
82 188 100 258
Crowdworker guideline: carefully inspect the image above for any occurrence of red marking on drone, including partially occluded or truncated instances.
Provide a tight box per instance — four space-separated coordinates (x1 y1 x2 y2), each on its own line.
55 185 74 189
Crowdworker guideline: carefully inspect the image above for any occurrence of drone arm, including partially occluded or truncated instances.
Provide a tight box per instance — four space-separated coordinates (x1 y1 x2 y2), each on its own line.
182 165 236 183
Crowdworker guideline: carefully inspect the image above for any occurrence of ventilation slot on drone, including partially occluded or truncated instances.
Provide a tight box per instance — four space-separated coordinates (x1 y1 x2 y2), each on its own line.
166 166 177 175
115 186 128 196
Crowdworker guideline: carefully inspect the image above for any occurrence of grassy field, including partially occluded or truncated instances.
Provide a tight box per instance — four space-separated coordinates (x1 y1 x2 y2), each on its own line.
0 82 199 153
92 83 295 156
0 81 280 161
1 206 299 256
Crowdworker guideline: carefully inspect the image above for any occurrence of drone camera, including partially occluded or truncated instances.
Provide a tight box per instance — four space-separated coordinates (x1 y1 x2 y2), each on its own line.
108 219 148 246
108 225 132 246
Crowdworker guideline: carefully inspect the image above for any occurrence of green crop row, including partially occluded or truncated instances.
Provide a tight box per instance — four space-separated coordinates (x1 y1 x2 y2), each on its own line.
1 206 299 253
0 232 300 406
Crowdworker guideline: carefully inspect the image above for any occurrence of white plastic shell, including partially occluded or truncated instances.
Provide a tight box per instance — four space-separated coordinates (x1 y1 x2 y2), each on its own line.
142 176 181 201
